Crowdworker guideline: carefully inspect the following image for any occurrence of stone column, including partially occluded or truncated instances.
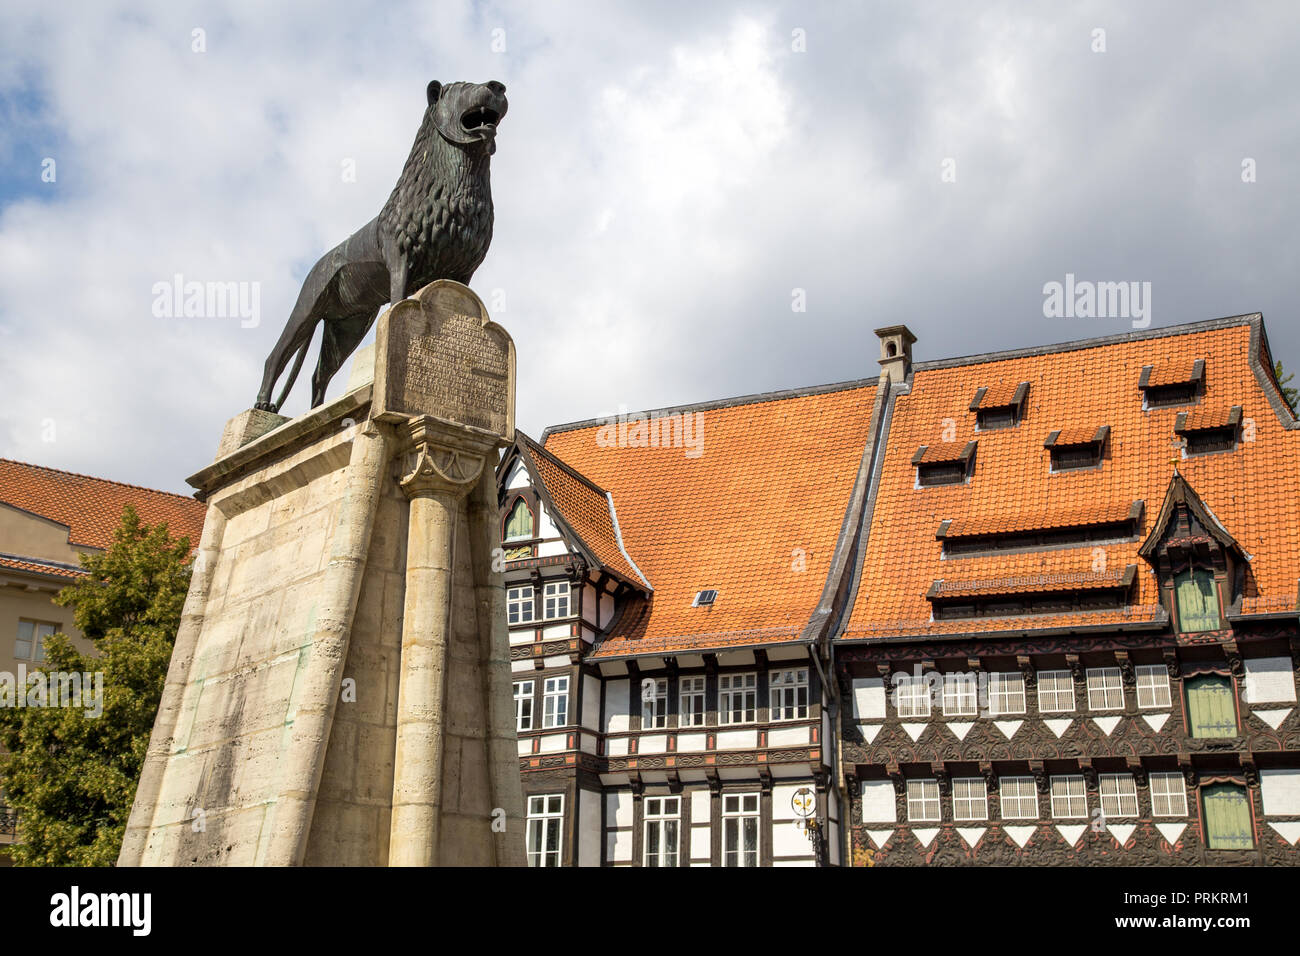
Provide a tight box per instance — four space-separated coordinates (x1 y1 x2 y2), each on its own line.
388 416 498 866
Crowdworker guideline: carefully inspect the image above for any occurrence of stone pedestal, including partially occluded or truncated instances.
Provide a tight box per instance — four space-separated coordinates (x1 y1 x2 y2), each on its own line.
118 280 524 867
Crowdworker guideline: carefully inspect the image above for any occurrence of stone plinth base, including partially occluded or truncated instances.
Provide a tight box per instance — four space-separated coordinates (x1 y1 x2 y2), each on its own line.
118 281 523 866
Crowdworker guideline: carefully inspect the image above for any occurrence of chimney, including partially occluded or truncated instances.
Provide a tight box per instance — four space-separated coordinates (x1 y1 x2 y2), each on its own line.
875 325 916 384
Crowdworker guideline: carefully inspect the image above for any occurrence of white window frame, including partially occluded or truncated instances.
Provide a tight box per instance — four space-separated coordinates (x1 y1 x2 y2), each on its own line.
721 792 760 867
942 673 978 717
513 680 534 732
770 668 809 721
14 619 55 663
1149 771 1189 817
1036 670 1076 713
507 585 535 626
641 677 667 729
988 671 1026 716
678 675 706 728
1086 667 1125 711
543 580 571 620
1050 774 1088 819
542 675 569 729
906 778 941 823
719 672 757 725
999 776 1040 820
1099 773 1139 818
1136 664 1172 709
642 796 681 868
894 674 932 718
953 777 988 822
526 793 564 867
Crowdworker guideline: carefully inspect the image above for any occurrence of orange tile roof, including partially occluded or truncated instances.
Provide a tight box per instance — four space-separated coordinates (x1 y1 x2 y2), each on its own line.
1176 405 1242 432
844 319 1300 640
929 566 1134 598
975 381 1027 408
519 437 647 587
1049 425 1107 447
0 554 84 579
914 441 975 464
542 382 877 658
0 459 207 555
942 500 1139 538
1145 358 1204 387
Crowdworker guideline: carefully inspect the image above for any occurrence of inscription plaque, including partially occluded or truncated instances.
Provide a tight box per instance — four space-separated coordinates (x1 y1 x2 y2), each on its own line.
373 280 515 437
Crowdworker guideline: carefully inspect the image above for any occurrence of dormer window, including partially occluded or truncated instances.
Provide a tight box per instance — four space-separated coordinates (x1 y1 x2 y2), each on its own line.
1140 359 1204 409
1174 568 1221 632
970 382 1029 431
913 441 977 487
1176 406 1242 456
693 589 718 607
1045 426 1108 472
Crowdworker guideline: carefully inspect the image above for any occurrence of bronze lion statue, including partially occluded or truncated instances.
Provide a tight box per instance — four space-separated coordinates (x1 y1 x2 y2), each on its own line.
255 79 508 412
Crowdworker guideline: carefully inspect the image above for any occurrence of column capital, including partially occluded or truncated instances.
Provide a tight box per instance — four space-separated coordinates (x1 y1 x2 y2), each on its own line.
396 415 497 499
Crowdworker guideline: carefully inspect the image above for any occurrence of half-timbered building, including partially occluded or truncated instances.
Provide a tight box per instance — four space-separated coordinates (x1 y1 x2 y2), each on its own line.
500 312 1300 865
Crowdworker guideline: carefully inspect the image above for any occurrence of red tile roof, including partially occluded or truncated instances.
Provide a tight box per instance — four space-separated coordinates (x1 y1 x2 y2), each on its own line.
975 381 1027 408
518 436 648 588
0 459 207 554
1176 405 1242 432
844 320 1300 640
929 566 1134 599
1145 359 1204 387
1049 425 1108 447
0 555 84 579
941 500 1139 538
542 383 877 658
914 441 975 464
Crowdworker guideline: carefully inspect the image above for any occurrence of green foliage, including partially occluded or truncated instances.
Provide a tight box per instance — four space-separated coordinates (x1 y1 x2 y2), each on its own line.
0 505 193 866
1275 360 1298 413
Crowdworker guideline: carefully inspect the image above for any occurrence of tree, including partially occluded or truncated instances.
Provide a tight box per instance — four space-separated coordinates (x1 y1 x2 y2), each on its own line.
0 505 193 866
1275 360 1298 413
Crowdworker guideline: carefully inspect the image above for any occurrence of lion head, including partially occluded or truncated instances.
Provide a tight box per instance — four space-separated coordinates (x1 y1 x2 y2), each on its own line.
427 80 508 155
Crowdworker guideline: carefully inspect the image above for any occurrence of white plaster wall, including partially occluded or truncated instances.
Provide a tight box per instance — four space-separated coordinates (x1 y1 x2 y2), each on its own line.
578 789 601 867
852 677 886 719
1261 769 1300 815
604 678 630 733
1245 657 1296 704
861 779 897 823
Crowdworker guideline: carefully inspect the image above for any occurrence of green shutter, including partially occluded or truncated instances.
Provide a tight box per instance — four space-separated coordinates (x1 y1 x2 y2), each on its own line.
1186 675 1237 739
1202 784 1254 850
1175 569 1220 632
505 499 534 540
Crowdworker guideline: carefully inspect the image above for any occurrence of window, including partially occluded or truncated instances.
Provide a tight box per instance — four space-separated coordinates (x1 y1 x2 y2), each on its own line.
917 462 967 486
719 673 757 725
942 673 978 717
641 678 667 729
1174 569 1220 632
988 672 1026 716
977 406 1017 430
643 796 680 867
1145 383 1197 408
770 668 809 721
953 778 988 821
1185 428 1237 455
526 794 564 866
692 589 718 607
1037 670 1076 713
1150 772 1189 817
543 581 571 619
513 680 534 732
999 776 1040 820
504 498 534 541
507 586 534 626
1186 674 1237 739
1050 443 1102 471
1099 774 1139 818
894 674 932 718
542 675 569 728
722 793 760 867
1086 667 1124 711
14 619 55 662
1202 784 1254 850
1050 775 1088 818
1136 664 1172 709
678 676 706 727
906 778 941 823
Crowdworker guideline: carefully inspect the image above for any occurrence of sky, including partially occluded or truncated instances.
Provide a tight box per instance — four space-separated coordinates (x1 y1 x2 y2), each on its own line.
1 0 1298 494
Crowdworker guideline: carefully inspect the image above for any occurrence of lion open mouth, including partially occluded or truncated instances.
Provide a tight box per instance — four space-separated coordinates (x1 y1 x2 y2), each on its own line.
461 107 501 132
